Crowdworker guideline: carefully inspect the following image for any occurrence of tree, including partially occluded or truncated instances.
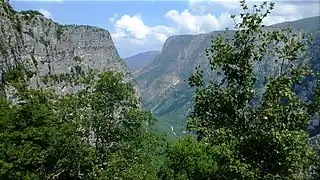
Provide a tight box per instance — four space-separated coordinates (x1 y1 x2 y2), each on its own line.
164 0 319 179
59 70 167 176
0 64 97 179
0 65 167 179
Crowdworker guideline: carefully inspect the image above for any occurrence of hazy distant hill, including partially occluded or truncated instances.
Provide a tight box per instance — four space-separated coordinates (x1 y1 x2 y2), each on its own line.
269 16 320 33
124 51 160 71
134 16 320 139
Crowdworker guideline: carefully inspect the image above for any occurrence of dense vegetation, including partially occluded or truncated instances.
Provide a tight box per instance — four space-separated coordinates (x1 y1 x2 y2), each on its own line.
168 1 320 179
0 63 168 179
20 10 43 17
1 0 320 179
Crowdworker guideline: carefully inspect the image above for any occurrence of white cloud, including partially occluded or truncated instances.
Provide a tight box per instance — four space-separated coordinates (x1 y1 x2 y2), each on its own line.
187 0 320 26
164 9 234 34
151 25 177 42
108 13 117 23
110 14 177 44
39 8 52 19
263 1 319 25
110 0 319 57
110 14 178 57
154 33 167 42
112 30 127 40
113 14 150 40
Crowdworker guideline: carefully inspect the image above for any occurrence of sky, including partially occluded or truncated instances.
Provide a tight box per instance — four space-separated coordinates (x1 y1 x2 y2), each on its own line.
9 0 320 58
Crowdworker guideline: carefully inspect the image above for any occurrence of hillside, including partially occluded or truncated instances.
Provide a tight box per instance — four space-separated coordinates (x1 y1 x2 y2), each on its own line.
135 16 320 138
0 1 132 96
124 51 160 72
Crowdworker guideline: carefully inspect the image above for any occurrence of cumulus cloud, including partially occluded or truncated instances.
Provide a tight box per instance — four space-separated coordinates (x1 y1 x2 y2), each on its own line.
169 0 319 32
151 25 177 42
110 13 177 44
188 0 319 26
39 8 52 19
165 9 234 34
109 0 319 57
110 10 231 51
114 14 150 40
263 1 319 25
109 13 179 57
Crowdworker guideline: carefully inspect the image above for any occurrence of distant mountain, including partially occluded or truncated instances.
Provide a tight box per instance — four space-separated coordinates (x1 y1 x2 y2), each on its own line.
134 16 320 139
124 51 160 71
269 16 320 33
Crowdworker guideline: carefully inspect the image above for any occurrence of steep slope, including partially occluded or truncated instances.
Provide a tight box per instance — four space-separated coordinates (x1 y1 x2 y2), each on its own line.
269 16 320 33
125 51 160 72
0 1 131 95
135 16 320 138
135 32 222 138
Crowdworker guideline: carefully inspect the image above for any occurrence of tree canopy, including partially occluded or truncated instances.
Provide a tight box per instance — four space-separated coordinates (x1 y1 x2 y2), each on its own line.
0 65 167 179
164 0 320 179
0 0 320 179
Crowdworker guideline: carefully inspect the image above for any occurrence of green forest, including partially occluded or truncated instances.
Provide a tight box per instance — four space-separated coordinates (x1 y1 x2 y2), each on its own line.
1 1 320 179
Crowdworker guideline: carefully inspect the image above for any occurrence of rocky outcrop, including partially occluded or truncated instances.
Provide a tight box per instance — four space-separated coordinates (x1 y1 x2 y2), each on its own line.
0 1 132 95
134 33 215 116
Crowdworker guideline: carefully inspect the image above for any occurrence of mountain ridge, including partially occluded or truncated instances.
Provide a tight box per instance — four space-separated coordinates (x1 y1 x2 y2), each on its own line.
135 16 320 138
0 1 135 96
124 50 160 72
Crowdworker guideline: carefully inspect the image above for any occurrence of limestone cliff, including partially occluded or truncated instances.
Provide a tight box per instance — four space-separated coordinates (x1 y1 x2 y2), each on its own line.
135 16 320 137
0 1 133 95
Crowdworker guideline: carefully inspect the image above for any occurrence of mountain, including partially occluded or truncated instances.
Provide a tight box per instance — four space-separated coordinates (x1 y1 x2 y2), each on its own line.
269 16 320 33
0 1 133 96
135 16 320 139
124 51 160 72
134 33 217 139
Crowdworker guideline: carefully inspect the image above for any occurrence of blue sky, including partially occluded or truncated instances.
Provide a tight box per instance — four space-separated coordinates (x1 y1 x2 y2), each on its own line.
10 0 320 58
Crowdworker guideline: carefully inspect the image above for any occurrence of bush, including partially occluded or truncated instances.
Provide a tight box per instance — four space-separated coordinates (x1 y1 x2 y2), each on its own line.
56 26 64 40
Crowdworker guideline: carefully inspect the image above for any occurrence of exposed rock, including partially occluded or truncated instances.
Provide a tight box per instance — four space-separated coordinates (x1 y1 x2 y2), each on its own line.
135 16 320 136
0 1 135 96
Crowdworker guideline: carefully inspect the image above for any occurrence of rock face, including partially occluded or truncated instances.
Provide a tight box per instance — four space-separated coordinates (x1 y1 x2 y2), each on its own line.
134 33 218 138
135 33 217 115
135 16 320 137
0 1 132 94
